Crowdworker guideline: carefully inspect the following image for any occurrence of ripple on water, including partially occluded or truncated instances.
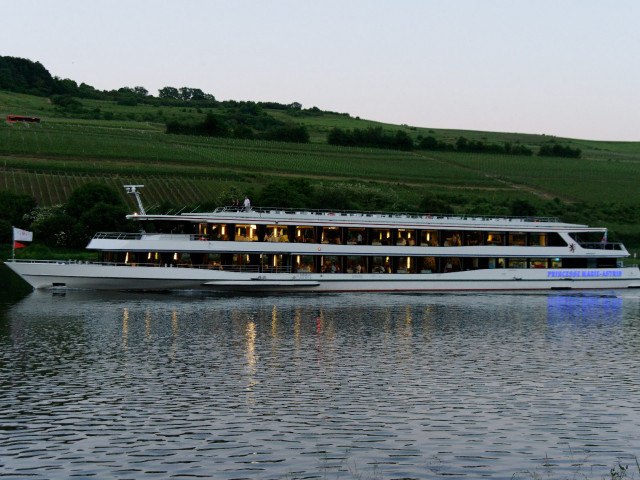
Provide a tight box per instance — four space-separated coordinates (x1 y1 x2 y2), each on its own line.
1 291 640 479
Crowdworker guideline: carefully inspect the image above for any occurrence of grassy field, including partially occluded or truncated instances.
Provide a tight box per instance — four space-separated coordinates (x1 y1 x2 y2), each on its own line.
1 89 639 231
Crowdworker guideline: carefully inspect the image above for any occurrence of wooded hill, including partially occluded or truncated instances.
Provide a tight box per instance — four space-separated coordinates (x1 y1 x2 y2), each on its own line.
1 55 640 252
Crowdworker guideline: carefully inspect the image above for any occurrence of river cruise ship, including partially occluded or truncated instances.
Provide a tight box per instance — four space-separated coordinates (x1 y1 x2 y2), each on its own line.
7 186 640 292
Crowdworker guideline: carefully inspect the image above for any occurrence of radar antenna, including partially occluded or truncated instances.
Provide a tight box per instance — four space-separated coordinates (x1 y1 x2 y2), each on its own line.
124 185 146 215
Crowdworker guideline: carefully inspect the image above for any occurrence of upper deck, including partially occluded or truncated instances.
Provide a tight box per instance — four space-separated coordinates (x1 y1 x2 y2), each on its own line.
128 206 595 232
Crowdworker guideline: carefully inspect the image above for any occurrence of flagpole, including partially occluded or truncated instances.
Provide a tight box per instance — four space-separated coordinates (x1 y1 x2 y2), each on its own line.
11 225 15 261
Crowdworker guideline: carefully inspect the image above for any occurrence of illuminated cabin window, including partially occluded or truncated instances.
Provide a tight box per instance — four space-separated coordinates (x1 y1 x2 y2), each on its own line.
550 258 562 268
530 259 548 268
345 256 366 273
443 257 462 272
488 258 506 269
508 233 527 246
295 226 315 243
420 230 439 246
396 229 416 246
442 231 462 246
371 256 391 273
465 231 483 246
371 229 391 246
507 258 527 268
396 256 415 273
321 227 341 244
529 233 547 246
262 254 284 270
207 224 228 240
235 224 258 242
296 255 314 272
321 255 340 273
486 232 504 246
265 225 288 242
346 228 365 244
419 257 436 273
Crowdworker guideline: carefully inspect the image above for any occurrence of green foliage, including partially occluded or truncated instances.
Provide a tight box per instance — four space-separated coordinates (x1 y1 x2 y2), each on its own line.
0 219 12 243
510 199 537 217
419 193 455 215
261 123 310 143
65 182 125 219
327 126 414 150
30 207 76 247
539 143 581 158
255 179 312 209
70 202 129 248
0 56 56 96
0 190 37 227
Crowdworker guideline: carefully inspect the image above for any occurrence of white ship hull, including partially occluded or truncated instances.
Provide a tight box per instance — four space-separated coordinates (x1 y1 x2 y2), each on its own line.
7 261 640 292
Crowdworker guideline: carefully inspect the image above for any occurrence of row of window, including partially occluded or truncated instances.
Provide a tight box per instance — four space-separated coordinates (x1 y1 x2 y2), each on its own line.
156 222 565 247
103 251 614 274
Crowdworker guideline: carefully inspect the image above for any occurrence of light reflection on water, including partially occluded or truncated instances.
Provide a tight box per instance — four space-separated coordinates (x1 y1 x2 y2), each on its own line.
1 290 640 479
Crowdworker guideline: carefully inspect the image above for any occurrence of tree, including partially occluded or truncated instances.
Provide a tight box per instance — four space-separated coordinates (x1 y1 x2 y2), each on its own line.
31 208 76 247
419 193 454 215
65 182 126 220
509 199 537 217
0 191 37 229
0 56 57 95
158 86 180 99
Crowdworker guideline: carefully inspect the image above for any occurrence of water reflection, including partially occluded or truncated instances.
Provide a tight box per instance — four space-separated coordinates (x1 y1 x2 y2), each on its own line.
547 294 623 325
1 290 639 479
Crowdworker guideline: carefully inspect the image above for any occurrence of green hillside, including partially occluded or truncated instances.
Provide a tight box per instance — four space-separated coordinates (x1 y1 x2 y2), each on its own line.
1 84 640 250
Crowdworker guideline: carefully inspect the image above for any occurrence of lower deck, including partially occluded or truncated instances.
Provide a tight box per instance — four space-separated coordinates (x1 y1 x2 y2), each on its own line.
100 251 620 275
7 259 640 292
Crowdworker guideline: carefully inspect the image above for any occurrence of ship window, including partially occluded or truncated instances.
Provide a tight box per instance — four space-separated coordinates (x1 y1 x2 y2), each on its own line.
206 253 222 269
465 231 483 246
396 256 416 273
371 256 391 273
321 256 340 273
321 227 341 244
488 258 505 269
396 229 416 246
530 259 548 268
371 229 391 246
443 257 462 272
347 228 365 245
265 225 289 242
295 226 315 243
207 224 229 240
486 232 504 245
419 257 436 273
508 233 527 246
296 255 314 272
550 258 562 268
529 233 547 246
235 224 258 242
442 231 462 246
547 232 567 247
346 256 366 273
507 258 526 268
420 230 439 246
262 254 284 271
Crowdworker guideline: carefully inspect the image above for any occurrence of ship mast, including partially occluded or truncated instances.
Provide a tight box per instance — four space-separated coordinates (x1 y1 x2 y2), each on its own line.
124 185 146 215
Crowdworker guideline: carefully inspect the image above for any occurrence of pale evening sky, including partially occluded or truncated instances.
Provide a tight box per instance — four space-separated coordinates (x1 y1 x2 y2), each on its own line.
3 0 639 141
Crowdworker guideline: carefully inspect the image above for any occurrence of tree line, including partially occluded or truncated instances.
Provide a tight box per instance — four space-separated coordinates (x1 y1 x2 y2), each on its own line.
328 127 580 158
166 111 310 143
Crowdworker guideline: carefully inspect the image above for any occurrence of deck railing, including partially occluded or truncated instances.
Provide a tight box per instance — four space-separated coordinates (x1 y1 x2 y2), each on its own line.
8 259 292 273
212 206 561 223
579 242 624 251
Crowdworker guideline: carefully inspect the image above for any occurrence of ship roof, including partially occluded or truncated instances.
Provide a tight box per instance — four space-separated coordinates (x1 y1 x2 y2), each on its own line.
128 207 600 231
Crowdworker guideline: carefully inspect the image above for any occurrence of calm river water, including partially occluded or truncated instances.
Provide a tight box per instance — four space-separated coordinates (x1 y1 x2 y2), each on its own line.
1 280 640 479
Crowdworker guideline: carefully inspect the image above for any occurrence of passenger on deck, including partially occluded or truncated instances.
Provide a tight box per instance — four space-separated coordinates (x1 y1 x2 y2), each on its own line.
244 196 251 211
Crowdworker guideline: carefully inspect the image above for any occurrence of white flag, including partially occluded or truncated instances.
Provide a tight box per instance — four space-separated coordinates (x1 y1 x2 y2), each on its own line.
13 227 33 242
